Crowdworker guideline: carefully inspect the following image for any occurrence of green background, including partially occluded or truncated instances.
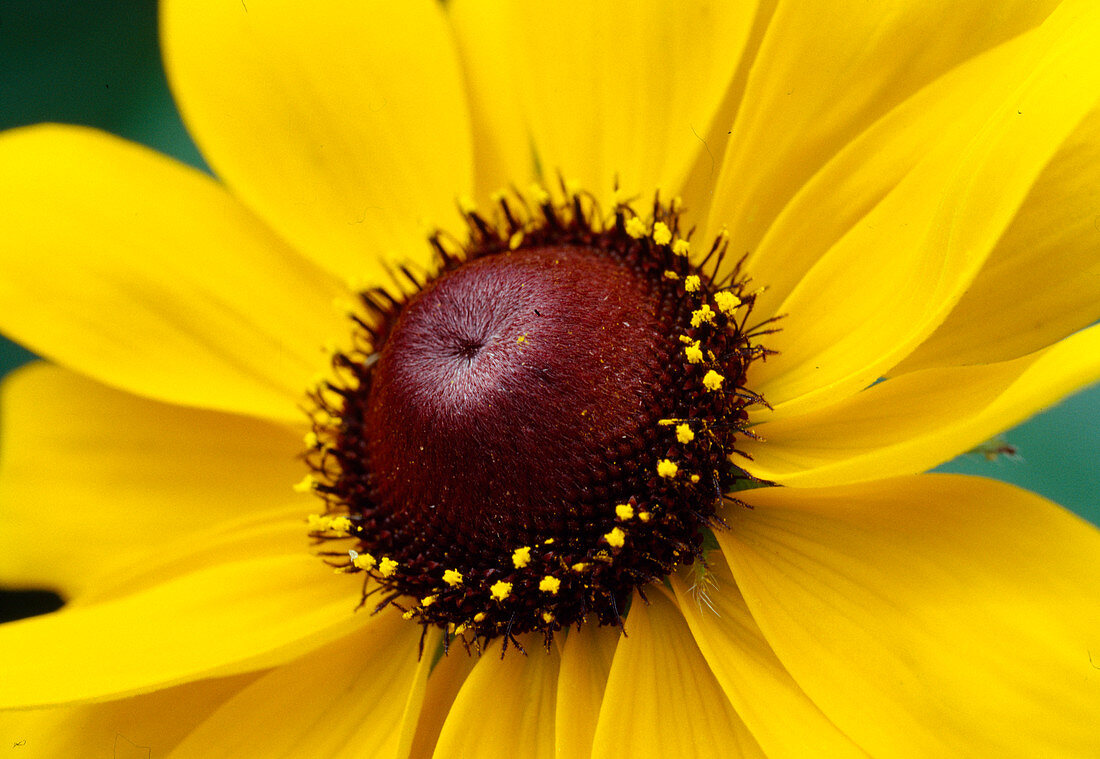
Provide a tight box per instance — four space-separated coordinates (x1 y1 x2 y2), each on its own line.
1 0 1097 622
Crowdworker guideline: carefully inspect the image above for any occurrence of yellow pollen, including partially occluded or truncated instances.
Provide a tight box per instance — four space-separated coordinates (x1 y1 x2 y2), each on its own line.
454 623 468 635
690 474 701 484
508 230 524 250
653 222 672 245
517 334 527 344
657 459 679 479
542 611 556 624
625 216 647 239
638 511 653 522
293 474 315 494
684 341 704 364
672 239 691 256
351 551 377 571
442 569 464 587
676 423 695 444
539 576 561 594
683 275 701 293
714 290 742 314
474 612 487 623
615 503 635 520
512 546 532 568
306 513 331 531
604 527 626 548
378 557 398 577
303 431 319 448
402 610 416 620
663 270 679 280
329 516 353 535
691 304 716 327
571 562 590 572
420 594 437 607
490 580 513 601
529 183 550 205
703 370 725 391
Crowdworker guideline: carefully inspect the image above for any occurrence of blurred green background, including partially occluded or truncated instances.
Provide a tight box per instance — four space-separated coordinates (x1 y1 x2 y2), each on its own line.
0 0 1097 623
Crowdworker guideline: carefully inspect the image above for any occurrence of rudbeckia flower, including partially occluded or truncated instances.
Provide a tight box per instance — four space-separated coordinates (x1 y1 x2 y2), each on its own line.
2 0 1100 756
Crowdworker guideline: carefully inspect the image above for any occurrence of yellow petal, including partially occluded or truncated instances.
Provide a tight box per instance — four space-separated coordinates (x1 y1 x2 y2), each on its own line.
555 622 621 759
0 364 304 598
670 559 865 758
0 552 363 709
897 104 1100 371
0 125 344 423
448 0 536 202
462 0 755 202
0 672 258 759
745 4 1100 419
433 634 558 759
723 475 1100 758
743 326 1100 487
709 0 1057 264
406 645 477 759
738 23 1047 323
162 0 472 281
166 615 426 758
592 590 764 759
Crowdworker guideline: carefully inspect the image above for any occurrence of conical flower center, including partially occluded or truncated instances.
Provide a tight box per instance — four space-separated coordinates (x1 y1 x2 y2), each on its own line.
304 188 769 650
365 246 671 561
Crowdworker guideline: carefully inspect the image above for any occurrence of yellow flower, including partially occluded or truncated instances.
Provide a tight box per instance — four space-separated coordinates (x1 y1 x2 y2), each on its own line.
2 1 1100 757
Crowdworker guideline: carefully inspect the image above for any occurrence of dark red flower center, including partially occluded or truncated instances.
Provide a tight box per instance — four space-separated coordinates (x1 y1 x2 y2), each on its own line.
304 189 769 651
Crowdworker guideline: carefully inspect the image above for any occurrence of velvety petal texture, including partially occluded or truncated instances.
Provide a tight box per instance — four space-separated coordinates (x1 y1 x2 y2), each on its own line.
670 560 865 758
0 126 345 422
592 591 764 758
167 615 426 758
709 0 1058 257
897 104 1100 370
0 673 258 759
163 0 473 282
743 326 1100 487
745 3 1100 419
451 0 756 200
724 476 1100 758
555 622 619 759
0 539 364 708
0 364 304 597
433 635 559 758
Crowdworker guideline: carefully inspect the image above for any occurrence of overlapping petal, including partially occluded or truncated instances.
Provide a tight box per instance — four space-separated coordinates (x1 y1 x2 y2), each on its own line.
162 0 473 282
0 125 345 423
406 645 477 759
670 559 865 758
450 0 756 203
0 364 304 597
723 476 1100 758
709 0 1057 258
743 326 1100 487
166 616 427 758
0 673 258 759
555 621 619 759
744 3 1100 419
897 104 1100 371
591 591 764 759
0 538 364 708
432 635 559 758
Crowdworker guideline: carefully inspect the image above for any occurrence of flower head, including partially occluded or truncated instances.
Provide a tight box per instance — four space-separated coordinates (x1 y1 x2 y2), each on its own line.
1 1 1100 757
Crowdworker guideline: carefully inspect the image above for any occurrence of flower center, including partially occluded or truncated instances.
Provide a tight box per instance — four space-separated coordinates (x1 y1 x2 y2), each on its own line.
304 189 769 650
366 246 670 559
